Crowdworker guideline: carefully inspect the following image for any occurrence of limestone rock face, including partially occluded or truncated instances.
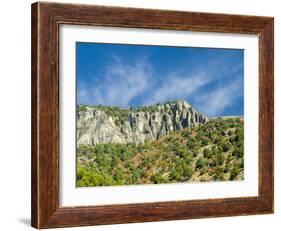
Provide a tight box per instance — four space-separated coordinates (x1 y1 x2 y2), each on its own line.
77 100 208 146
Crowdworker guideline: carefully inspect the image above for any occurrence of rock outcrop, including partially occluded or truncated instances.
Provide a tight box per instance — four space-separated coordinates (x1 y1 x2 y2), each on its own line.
77 100 208 146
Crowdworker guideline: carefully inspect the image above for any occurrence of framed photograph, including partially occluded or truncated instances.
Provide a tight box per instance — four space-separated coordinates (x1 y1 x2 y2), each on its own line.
31 2 274 229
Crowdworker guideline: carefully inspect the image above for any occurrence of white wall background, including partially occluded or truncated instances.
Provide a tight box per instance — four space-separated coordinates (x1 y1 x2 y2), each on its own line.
0 0 279 230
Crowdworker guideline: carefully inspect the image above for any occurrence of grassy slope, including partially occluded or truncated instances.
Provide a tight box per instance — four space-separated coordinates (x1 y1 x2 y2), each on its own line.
77 117 244 187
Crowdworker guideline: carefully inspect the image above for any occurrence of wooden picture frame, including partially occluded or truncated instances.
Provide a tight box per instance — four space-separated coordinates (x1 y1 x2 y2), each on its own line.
31 2 274 229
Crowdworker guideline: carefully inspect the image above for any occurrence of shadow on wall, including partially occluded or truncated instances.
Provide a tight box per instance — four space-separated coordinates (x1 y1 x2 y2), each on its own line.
18 218 30 227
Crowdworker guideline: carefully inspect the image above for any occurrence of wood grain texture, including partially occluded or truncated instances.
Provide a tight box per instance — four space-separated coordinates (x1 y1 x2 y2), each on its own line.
31 1 274 229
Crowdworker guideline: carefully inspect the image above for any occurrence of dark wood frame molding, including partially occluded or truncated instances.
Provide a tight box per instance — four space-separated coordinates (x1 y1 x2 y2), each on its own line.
31 2 274 229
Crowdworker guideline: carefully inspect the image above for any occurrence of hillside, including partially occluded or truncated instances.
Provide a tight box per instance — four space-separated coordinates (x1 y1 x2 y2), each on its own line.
77 117 244 187
77 100 208 146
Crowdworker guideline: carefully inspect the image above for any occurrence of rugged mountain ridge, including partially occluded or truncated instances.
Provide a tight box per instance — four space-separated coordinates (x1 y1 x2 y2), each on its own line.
77 100 208 146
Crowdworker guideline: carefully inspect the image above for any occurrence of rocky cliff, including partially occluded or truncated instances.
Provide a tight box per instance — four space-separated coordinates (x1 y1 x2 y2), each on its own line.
77 100 208 146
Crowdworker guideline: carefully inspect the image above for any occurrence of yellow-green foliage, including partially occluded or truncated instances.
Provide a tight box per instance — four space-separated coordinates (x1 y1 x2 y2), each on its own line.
77 118 244 187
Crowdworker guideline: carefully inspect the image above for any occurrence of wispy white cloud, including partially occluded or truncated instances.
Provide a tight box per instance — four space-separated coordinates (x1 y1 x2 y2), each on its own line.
143 71 210 105
78 53 243 117
78 56 153 108
194 77 243 116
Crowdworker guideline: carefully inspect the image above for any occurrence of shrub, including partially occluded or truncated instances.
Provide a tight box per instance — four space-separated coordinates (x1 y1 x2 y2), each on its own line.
196 157 206 169
78 172 104 186
214 136 223 144
203 148 212 158
199 166 208 175
182 151 193 163
114 168 125 182
151 173 166 184
213 167 224 180
77 167 87 181
201 138 209 146
216 152 225 165
227 130 233 136
169 170 182 181
183 165 194 179
192 150 199 157
186 140 196 149
221 141 231 152
230 166 240 180
232 147 243 158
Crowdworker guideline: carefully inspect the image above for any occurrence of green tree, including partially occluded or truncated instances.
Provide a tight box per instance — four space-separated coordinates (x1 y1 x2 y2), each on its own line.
114 168 125 182
183 165 194 179
230 165 240 180
151 172 166 184
221 141 231 152
196 157 206 169
232 147 243 158
203 148 212 158
214 167 224 180
169 169 182 181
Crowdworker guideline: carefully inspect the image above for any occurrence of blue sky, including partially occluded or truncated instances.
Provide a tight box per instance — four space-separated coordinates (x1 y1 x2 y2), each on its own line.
76 42 244 117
